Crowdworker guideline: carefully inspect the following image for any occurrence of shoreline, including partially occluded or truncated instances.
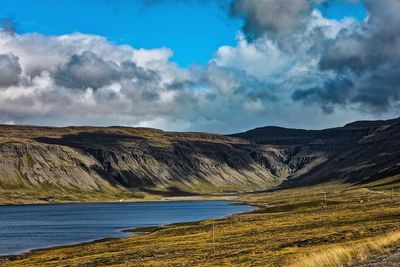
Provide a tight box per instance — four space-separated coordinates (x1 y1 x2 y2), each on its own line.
3 184 400 266
0 194 243 207
0 198 257 262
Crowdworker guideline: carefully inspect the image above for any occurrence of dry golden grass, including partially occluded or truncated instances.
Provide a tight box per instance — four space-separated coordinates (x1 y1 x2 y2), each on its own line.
288 231 400 267
2 180 400 266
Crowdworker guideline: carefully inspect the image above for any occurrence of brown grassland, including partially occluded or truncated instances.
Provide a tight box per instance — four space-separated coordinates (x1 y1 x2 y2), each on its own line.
2 176 400 266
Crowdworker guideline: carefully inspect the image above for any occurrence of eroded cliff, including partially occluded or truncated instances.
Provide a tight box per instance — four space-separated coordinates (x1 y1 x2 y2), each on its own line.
1 117 399 203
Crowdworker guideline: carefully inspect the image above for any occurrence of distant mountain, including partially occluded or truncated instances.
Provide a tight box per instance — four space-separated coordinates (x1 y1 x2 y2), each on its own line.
0 117 399 202
231 117 400 187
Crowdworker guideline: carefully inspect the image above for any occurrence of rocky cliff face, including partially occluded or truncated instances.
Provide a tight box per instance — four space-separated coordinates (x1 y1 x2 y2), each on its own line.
283 119 400 187
0 126 289 197
1 118 399 200
232 118 400 187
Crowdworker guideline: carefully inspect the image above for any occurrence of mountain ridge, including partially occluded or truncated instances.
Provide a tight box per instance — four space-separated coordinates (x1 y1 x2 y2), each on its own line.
0 117 399 203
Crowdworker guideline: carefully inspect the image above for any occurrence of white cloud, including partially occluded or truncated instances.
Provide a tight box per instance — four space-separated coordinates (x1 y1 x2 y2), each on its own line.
212 34 291 79
0 4 398 133
243 98 264 112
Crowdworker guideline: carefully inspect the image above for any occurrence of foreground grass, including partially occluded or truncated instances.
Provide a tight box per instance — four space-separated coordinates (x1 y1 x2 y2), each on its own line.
289 231 400 267
2 179 400 266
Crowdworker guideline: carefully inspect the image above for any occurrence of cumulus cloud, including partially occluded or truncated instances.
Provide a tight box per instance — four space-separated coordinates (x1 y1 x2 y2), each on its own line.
0 29 279 132
212 34 291 79
0 31 189 126
299 0 400 112
0 53 21 88
55 51 118 89
230 0 313 38
292 77 353 114
0 0 399 132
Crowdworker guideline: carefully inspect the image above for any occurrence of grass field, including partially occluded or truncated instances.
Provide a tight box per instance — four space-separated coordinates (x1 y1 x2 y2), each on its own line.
2 177 400 266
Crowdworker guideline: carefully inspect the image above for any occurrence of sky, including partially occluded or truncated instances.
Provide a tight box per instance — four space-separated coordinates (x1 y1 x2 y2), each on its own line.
0 0 239 66
0 0 398 133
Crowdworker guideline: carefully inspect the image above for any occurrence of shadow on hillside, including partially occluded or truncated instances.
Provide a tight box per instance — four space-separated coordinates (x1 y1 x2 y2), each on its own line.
142 186 200 197
35 132 153 188
34 131 263 191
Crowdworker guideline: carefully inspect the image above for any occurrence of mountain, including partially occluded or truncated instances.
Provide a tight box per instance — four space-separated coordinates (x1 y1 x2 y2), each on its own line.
0 118 399 202
0 126 288 202
231 117 400 187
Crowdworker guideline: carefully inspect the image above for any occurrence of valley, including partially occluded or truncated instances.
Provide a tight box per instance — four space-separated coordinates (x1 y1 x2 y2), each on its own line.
1 118 399 204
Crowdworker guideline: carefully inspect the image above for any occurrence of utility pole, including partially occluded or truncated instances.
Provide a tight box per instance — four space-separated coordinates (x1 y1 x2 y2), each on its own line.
212 218 215 254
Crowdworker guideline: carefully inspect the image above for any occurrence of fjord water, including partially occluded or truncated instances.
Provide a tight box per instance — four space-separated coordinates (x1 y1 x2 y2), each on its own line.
0 200 253 256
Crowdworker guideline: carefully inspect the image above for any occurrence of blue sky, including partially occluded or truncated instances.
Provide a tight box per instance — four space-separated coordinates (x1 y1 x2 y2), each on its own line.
0 0 240 66
0 0 366 67
317 0 367 20
2 0 396 132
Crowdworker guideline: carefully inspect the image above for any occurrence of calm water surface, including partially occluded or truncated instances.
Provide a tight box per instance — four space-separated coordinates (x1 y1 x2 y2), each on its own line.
0 200 253 256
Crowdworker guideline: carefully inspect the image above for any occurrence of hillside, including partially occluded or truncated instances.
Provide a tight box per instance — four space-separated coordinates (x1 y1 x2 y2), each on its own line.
232 117 400 187
0 126 288 203
0 117 399 203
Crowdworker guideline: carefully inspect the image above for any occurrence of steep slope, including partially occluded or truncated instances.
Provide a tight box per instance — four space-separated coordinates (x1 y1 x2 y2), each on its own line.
1 117 399 202
0 126 289 201
285 119 400 186
232 118 400 187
